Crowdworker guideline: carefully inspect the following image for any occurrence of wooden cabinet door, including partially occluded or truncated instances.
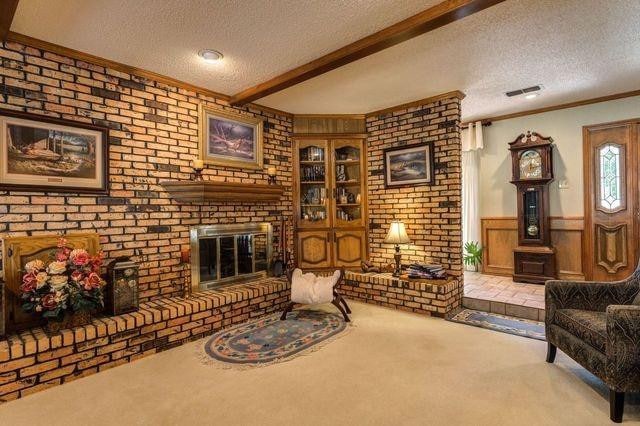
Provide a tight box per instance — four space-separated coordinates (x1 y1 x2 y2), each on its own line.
297 231 332 269
294 139 330 229
584 121 639 281
331 139 366 228
333 230 366 268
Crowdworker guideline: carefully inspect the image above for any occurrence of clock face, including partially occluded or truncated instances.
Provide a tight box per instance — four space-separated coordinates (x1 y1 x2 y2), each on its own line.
519 150 542 179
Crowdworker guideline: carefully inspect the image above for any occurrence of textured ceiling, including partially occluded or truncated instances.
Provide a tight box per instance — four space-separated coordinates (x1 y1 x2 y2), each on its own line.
12 0 640 121
12 0 437 94
259 0 640 120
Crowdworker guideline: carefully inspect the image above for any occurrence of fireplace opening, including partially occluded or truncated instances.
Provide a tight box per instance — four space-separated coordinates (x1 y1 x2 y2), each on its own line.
190 223 273 292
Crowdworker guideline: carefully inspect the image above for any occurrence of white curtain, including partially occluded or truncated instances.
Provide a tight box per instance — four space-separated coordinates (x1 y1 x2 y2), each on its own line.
462 122 484 257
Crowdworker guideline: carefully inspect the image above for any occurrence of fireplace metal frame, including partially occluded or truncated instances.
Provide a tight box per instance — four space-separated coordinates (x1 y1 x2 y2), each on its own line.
190 223 273 293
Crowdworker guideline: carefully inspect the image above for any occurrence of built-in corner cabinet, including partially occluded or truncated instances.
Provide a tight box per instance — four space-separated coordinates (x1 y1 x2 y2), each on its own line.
293 138 368 270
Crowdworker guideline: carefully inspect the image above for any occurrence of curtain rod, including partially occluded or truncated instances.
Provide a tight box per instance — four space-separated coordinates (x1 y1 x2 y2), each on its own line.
459 121 492 130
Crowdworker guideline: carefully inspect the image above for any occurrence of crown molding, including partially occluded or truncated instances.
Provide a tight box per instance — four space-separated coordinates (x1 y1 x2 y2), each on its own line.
365 90 466 117
293 114 366 119
462 89 640 126
5 32 294 119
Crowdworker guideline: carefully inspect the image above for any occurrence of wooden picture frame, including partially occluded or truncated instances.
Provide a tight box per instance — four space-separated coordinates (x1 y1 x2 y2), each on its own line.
0 108 109 194
199 104 263 170
383 142 435 188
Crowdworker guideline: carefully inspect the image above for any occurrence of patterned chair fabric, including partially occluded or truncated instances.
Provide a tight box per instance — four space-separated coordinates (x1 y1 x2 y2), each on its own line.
554 309 607 353
545 261 640 393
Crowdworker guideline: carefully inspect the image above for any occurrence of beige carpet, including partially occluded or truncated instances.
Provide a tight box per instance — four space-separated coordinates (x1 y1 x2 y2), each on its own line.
0 302 637 425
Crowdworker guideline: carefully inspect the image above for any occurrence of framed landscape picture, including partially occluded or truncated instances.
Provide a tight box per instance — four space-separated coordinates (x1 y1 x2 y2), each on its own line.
0 109 108 193
199 105 263 169
383 142 435 188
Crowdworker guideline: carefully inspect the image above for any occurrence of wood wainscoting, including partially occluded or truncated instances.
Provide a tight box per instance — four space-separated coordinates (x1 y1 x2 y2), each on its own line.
481 217 585 280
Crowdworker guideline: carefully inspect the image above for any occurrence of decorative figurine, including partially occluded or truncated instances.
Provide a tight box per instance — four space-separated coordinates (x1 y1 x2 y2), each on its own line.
361 260 380 273
383 263 395 273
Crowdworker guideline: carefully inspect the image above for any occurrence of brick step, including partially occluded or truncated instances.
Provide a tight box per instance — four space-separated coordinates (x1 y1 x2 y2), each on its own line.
462 296 545 322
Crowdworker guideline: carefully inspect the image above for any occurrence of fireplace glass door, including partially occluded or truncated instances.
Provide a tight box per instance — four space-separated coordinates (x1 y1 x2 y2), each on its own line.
191 224 272 291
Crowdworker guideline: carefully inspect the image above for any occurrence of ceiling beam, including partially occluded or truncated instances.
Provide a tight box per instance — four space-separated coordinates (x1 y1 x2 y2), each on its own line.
229 0 504 106
0 0 19 42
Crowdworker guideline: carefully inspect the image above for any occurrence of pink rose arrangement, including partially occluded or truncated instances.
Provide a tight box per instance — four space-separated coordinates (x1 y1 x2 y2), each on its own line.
20 237 107 322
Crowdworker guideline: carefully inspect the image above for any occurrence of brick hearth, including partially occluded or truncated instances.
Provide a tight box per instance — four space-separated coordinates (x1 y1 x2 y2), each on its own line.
0 278 289 402
340 271 462 317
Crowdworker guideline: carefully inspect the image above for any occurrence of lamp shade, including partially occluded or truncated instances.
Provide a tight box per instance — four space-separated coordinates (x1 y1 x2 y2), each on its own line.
384 221 411 245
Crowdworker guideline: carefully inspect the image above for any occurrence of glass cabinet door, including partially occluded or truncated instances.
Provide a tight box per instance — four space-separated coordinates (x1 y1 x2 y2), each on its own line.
297 140 330 228
332 139 365 227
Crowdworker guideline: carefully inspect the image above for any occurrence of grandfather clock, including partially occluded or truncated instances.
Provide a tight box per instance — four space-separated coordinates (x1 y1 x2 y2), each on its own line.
509 131 557 284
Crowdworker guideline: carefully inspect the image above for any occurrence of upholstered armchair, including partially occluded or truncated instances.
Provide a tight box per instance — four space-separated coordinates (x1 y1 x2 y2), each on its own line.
545 264 640 423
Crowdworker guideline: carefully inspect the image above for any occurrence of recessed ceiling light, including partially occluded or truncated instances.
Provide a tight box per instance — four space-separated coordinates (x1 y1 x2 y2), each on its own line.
198 49 223 63
525 93 539 99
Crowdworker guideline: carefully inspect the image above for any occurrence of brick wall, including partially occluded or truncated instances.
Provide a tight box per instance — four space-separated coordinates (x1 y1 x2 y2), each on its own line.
0 41 293 302
366 97 463 278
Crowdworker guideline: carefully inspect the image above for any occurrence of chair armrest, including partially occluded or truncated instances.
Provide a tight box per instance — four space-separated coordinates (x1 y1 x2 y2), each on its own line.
606 305 640 391
546 279 638 314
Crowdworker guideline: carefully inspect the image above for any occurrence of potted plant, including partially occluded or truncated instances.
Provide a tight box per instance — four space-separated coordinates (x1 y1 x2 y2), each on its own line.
19 237 107 333
463 241 483 272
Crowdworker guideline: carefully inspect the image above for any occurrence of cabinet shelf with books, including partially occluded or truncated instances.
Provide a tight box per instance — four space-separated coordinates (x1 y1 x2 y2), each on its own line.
293 137 368 270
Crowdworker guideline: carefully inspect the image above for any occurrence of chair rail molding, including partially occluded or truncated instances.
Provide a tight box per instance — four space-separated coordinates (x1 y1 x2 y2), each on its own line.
480 216 585 280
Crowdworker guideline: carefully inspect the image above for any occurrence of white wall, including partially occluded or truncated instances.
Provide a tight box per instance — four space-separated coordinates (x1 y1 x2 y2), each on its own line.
479 96 640 217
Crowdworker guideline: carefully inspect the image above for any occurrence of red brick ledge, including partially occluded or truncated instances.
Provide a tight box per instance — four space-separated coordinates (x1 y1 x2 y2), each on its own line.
340 271 462 317
0 278 290 401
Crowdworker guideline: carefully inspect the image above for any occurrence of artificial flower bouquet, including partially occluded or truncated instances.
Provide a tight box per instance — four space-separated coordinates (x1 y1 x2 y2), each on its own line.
20 237 106 325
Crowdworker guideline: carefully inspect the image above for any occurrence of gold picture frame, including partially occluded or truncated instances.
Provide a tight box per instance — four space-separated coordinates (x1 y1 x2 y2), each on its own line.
199 104 263 170
0 108 108 194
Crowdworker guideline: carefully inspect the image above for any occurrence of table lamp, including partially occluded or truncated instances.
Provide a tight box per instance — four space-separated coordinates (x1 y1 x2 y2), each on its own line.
384 221 411 277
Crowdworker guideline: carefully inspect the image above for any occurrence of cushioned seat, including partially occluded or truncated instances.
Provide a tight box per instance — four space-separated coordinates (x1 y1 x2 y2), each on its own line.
555 309 607 353
281 268 351 322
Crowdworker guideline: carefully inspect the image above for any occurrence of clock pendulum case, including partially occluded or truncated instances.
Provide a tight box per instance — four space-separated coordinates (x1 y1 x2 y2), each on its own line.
508 131 557 284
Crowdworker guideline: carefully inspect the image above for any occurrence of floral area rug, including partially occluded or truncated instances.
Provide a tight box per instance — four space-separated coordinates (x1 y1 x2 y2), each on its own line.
200 309 349 368
447 308 546 341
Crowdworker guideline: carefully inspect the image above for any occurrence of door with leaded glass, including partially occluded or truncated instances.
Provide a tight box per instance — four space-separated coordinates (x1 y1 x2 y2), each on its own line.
583 120 639 281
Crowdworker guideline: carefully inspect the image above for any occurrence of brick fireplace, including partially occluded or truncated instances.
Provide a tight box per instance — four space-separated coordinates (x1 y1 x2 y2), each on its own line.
0 40 294 303
189 223 273 292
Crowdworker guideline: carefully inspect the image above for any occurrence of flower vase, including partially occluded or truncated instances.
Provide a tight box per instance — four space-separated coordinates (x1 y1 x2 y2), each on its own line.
45 314 71 334
69 310 92 328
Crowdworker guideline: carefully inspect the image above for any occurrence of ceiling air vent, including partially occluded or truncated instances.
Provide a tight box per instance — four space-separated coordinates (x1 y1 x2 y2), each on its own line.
505 85 542 97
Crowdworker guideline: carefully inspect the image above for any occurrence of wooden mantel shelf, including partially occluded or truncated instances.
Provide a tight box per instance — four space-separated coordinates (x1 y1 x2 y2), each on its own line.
160 180 285 202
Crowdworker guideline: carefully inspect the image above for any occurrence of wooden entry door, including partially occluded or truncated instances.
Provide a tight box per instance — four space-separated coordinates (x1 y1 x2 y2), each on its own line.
584 120 640 281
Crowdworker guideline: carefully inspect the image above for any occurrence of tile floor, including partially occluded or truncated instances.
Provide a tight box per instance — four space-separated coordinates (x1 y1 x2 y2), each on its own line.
464 271 545 309
463 271 546 321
